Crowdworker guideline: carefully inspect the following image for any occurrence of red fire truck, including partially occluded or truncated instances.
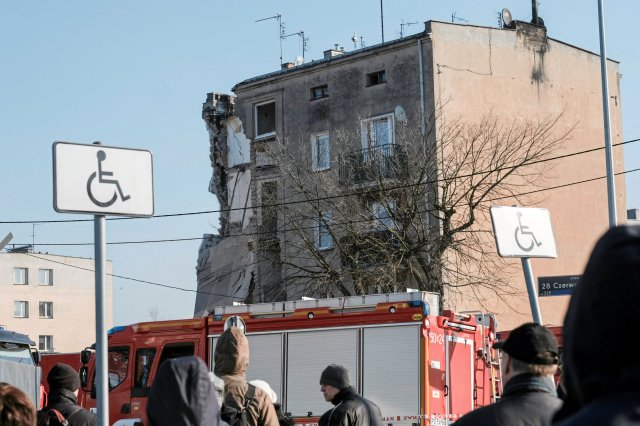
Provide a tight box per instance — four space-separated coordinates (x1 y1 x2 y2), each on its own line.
72 291 501 426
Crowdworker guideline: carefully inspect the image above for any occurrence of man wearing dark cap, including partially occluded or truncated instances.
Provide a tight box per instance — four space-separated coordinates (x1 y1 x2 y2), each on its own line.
453 322 562 425
38 363 97 426
318 364 382 426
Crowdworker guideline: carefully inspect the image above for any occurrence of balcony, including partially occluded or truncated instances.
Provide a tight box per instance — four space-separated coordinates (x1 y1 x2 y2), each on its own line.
338 144 407 185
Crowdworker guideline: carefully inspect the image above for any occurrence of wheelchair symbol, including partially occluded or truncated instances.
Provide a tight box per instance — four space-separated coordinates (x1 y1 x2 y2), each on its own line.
514 211 542 252
86 150 131 207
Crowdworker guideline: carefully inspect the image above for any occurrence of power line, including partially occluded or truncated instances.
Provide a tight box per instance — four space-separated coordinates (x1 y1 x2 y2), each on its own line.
1 137 638 226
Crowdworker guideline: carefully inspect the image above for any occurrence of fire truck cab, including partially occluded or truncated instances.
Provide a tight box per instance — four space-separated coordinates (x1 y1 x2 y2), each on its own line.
78 291 501 426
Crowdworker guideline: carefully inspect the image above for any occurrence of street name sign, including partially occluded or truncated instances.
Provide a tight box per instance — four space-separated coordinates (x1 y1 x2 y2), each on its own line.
490 206 557 258
53 141 154 216
538 275 581 297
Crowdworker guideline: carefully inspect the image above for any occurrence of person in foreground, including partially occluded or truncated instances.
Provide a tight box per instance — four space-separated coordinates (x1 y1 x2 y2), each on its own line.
453 322 562 426
39 363 97 426
214 326 279 426
147 355 219 426
318 364 382 426
553 225 640 425
0 382 36 426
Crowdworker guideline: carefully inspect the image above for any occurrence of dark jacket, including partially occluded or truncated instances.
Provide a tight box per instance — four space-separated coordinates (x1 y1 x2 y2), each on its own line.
453 373 561 426
554 226 640 425
318 386 383 426
214 327 279 426
41 388 97 426
147 356 219 426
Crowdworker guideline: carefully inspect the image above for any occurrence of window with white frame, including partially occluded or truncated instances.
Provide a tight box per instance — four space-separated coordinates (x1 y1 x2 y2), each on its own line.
39 335 53 352
311 133 330 171
371 200 397 230
361 113 394 149
39 269 53 286
315 212 333 250
255 100 276 139
14 301 29 318
13 268 28 285
39 302 53 319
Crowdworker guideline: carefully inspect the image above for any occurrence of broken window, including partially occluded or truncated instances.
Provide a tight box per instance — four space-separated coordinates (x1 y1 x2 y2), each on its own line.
261 181 278 235
366 70 386 86
315 211 333 250
255 101 276 138
310 84 328 100
311 133 330 171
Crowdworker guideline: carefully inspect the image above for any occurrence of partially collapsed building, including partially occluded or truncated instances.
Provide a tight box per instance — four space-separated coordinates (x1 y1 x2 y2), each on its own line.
195 19 625 330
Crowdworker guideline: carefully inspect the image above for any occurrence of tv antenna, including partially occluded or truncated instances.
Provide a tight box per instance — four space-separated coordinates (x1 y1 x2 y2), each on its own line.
400 20 418 38
282 30 308 62
451 12 469 23
351 32 358 49
256 13 285 67
501 8 514 28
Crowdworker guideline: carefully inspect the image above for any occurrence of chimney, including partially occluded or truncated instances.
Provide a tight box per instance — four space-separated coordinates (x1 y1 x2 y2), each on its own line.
324 45 345 60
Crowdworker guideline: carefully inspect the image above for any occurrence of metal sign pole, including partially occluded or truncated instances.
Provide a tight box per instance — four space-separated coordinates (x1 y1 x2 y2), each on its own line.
94 214 109 426
521 257 543 324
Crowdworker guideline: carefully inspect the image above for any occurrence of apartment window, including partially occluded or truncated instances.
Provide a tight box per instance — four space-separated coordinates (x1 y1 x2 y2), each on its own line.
310 84 328 100
39 302 53 319
255 101 276 138
367 70 387 86
13 301 29 318
361 113 394 149
39 269 53 286
311 133 330 171
13 268 28 285
315 212 333 250
371 200 397 230
39 335 53 352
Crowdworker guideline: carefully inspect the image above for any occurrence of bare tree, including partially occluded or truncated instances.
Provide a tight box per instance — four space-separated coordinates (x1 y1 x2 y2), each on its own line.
259 107 573 306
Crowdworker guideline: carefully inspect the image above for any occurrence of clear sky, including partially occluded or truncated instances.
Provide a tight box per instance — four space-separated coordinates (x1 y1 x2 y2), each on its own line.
1 1 638 327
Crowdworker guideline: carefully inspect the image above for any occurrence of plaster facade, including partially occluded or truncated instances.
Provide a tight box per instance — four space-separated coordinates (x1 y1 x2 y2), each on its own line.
198 20 626 329
0 251 113 353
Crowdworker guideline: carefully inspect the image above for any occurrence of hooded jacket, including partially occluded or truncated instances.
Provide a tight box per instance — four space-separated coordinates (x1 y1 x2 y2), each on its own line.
555 225 640 425
41 388 97 426
318 386 383 426
147 356 219 426
214 327 279 426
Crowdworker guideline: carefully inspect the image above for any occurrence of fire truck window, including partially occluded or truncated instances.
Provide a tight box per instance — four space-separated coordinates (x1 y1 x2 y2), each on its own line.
134 348 156 389
108 347 129 390
158 342 195 367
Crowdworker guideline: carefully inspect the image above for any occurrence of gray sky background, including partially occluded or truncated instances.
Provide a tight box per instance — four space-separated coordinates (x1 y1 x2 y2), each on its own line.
1 1 638 326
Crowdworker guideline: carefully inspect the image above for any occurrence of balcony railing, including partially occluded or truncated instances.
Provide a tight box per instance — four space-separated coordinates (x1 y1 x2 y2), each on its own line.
338 144 407 185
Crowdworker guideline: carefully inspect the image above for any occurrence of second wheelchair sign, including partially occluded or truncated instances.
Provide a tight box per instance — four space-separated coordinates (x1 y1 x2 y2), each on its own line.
490 206 557 258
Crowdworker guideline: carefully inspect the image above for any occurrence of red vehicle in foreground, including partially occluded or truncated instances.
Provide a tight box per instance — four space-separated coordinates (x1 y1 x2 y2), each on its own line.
46 292 503 426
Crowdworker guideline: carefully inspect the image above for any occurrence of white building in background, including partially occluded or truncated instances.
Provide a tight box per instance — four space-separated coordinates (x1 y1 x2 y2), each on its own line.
0 248 113 353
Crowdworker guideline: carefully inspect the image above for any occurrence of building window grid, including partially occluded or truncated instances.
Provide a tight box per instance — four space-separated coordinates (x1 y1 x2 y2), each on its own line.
311 133 330 171
13 268 28 285
39 269 53 286
310 84 328 100
13 301 29 318
366 70 387 86
255 100 276 139
361 114 395 149
39 335 53 352
39 301 54 319
315 212 334 250
371 200 397 230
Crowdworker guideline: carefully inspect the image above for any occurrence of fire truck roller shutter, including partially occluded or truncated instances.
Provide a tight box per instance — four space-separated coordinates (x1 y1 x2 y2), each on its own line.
245 333 284 404
363 324 421 421
286 328 358 417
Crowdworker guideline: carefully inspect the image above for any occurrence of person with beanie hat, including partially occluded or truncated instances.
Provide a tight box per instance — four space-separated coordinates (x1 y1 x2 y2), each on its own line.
318 364 382 426
38 363 97 426
453 323 561 426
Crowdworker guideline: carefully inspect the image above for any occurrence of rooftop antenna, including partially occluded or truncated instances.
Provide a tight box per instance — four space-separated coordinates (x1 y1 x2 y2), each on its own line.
400 19 418 38
256 13 285 67
451 12 469 23
282 30 308 62
380 0 385 42
351 32 358 49
31 224 39 250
